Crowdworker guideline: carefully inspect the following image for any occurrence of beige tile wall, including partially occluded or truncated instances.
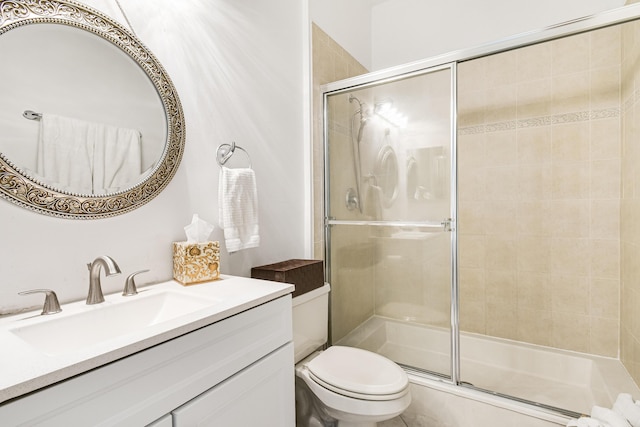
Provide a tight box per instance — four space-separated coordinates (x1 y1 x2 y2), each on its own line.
311 24 371 342
311 23 368 259
621 17 640 385
373 232 451 328
458 26 622 357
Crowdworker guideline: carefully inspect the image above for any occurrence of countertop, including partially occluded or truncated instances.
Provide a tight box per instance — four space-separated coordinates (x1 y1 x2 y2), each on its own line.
0 275 294 405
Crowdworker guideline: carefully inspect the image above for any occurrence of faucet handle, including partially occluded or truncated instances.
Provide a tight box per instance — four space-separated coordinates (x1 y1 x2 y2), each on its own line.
123 269 149 296
18 289 62 315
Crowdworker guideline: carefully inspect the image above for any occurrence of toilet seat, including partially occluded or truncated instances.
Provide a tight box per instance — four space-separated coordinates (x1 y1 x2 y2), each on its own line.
306 346 409 401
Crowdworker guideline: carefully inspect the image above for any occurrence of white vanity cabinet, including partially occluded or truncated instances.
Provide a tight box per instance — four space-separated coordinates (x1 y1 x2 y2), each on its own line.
171 343 293 426
0 295 294 427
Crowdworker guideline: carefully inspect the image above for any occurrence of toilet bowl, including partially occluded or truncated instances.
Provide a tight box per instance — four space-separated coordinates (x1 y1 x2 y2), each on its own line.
293 284 411 427
296 346 411 426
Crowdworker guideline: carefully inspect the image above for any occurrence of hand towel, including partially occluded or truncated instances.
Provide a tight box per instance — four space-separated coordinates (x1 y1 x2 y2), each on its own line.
92 125 142 194
36 113 93 194
364 181 383 219
36 113 142 194
218 166 260 253
592 406 632 427
613 394 640 427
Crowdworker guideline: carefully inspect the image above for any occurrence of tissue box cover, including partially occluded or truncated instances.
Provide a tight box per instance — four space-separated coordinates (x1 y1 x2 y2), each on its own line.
173 241 220 285
251 259 323 298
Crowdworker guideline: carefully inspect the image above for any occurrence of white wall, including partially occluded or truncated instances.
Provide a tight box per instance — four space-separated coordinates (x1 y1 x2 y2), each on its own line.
0 0 308 314
309 0 374 69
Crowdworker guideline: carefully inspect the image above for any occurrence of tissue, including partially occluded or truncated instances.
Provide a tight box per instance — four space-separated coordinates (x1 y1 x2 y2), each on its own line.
173 214 220 285
184 214 215 243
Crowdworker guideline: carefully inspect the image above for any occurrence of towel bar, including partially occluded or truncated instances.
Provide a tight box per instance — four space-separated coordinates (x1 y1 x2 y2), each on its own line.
216 142 252 168
22 110 143 139
23 110 42 121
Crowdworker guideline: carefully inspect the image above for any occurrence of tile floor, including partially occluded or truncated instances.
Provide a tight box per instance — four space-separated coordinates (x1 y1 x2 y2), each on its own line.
379 415 410 426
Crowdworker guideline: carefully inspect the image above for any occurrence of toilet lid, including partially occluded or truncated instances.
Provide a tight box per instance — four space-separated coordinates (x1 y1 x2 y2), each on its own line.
306 346 408 397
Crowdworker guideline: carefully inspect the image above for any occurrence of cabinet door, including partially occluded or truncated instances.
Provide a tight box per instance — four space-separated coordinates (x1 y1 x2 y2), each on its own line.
172 343 294 427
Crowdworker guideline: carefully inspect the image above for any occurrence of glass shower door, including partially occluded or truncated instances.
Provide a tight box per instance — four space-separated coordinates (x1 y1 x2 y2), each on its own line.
324 64 456 380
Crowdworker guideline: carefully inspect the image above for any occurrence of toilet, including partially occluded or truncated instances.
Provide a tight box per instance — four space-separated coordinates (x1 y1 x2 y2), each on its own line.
293 284 411 427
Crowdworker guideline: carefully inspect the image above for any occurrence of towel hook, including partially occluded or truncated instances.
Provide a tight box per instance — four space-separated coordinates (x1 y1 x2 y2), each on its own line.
216 142 252 168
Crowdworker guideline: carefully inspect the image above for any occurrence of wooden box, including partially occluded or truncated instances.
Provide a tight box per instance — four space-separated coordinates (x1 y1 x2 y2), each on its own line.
251 259 323 298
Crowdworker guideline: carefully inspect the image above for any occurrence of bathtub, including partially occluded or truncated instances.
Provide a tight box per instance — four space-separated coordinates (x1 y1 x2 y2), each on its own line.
337 316 640 424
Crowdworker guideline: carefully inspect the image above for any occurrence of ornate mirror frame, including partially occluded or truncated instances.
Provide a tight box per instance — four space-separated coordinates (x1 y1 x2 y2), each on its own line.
0 0 185 219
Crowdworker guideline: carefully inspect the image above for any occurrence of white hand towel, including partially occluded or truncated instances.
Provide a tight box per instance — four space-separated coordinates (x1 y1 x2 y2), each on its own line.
37 113 93 194
92 125 142 194
613 394 640 427
218 167 260 253
364 182 383 219
592 406 631 427
37 113 142 194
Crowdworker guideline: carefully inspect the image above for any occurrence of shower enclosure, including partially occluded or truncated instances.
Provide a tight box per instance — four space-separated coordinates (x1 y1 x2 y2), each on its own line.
322 4 640 418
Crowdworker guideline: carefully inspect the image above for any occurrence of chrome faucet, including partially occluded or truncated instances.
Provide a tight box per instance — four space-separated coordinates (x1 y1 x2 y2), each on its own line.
86 256 121 304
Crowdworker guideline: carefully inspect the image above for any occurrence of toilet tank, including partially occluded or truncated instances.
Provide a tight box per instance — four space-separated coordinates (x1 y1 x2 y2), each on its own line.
292 283 330 363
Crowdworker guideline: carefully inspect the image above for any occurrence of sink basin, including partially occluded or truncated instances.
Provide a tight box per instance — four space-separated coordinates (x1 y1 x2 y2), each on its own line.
10 291 217 355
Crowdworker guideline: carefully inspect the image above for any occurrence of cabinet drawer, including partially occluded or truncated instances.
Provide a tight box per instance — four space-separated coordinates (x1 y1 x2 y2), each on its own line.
0 296 292 426
172 342 294 426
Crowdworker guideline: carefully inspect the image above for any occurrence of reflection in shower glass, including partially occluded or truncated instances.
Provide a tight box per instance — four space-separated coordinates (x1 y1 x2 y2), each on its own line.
325 66 454 379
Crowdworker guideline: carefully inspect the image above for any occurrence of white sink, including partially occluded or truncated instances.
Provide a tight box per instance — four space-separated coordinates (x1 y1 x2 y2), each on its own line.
9 290 218 355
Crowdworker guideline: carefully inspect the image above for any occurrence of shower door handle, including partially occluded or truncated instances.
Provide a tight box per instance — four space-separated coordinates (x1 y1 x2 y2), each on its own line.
441 218 454 232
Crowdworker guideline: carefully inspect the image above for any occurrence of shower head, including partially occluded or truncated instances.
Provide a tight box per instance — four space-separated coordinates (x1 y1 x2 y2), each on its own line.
349 94 370 142
349 94 365 113
349 94 372 124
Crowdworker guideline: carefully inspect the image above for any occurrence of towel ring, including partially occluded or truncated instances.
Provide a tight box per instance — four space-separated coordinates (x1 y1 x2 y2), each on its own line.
216 142 252 168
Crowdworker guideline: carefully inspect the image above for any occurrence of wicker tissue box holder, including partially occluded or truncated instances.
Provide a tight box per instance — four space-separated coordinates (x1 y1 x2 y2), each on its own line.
173 241 220 285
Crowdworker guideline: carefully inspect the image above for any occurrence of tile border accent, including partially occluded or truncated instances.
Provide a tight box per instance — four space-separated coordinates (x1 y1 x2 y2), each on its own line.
459 107 620 135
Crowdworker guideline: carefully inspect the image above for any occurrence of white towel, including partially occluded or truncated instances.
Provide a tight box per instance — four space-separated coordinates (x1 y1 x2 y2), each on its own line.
614 394 640 427
36 113 141 194
92 125 142 194
37 113 93 194
592 406 631 427
218 166 260 253
364 182 383 219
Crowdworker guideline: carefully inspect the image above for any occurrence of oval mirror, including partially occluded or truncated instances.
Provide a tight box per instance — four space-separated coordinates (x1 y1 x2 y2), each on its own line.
0 0 185 219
